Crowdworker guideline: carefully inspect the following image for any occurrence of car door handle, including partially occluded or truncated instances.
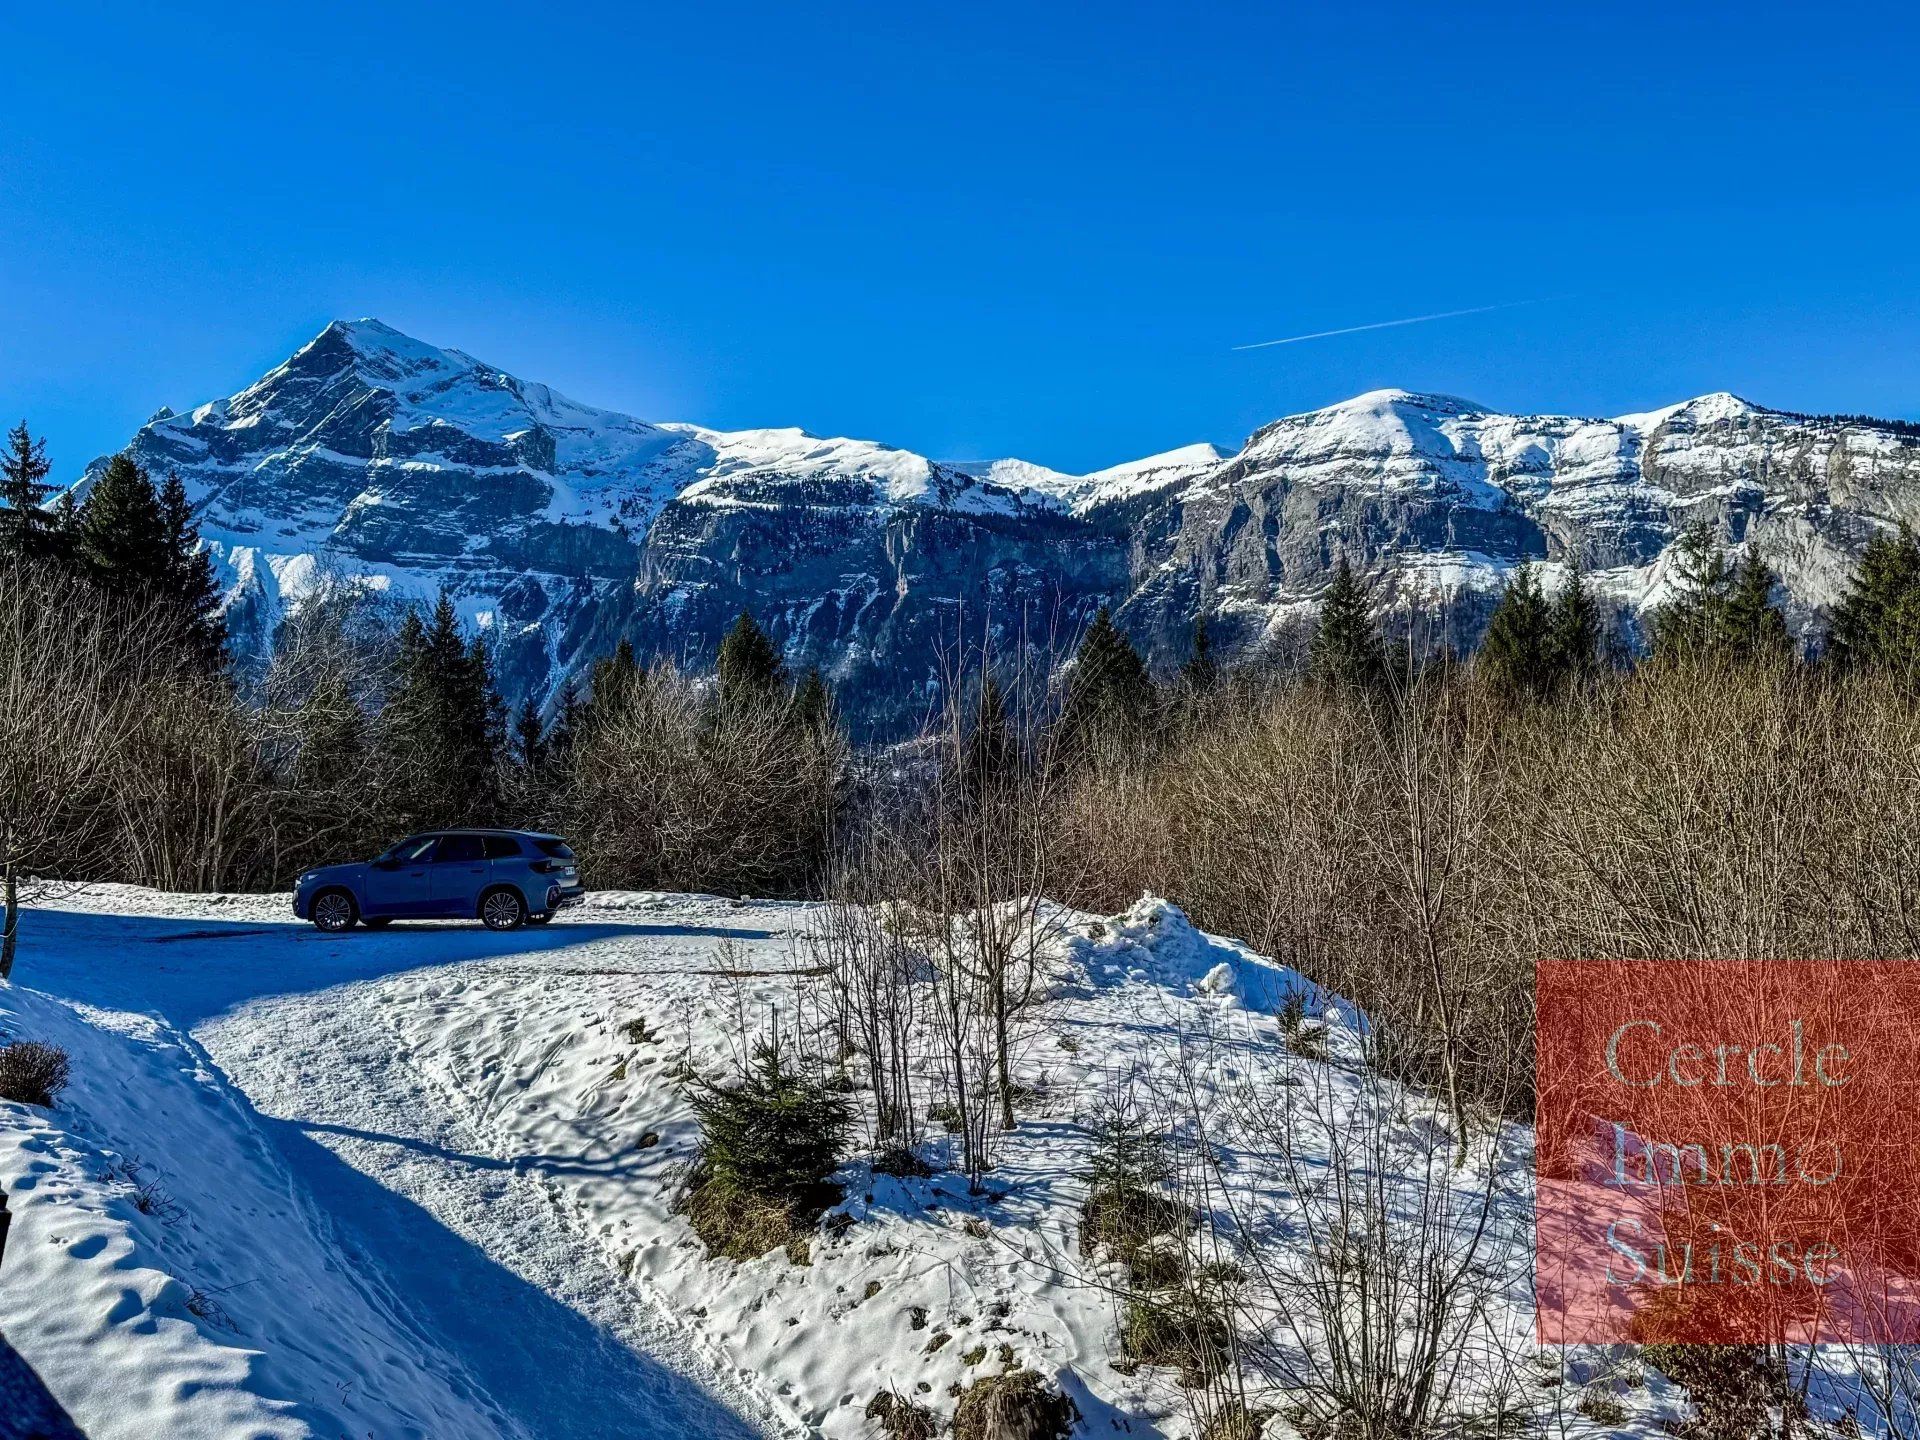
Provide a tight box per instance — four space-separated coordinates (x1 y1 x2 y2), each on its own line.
467 867 484 873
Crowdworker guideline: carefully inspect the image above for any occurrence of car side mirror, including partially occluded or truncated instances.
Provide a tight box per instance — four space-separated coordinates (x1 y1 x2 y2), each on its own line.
373 858 401 871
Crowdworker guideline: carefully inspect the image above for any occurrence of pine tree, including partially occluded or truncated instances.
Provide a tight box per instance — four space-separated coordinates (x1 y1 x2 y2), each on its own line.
573 639 642 736
791 666 832 735
716 611 784 706
1828 525 1920 678
1055 606 1154 757
547 681 584 761
1308 559 1386 691
515 698 546 771
1478 562 1553 698
1181 615 1219 693
283 672 377 866
76 454 171 584
156 470 227 672
471 634 509 775
1548 558 1603 683
1719 555 1791 661
961 673 1017 799
1649 524 1733 661
0 421 60 561
379 593 506 827
1649 526 1792 664
73 455 226 670
292 674 366 791
50 488 80 556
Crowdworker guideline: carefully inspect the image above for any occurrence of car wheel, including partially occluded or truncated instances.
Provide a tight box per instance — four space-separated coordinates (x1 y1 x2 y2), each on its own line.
527 912 554 926
312 890 358 933
363 917 393 929
481 888 527 931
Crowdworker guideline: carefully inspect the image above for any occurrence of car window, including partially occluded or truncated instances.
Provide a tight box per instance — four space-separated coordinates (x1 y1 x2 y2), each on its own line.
387 836 437 863
534 839 575 860
483 835 522 859
436 834 486 863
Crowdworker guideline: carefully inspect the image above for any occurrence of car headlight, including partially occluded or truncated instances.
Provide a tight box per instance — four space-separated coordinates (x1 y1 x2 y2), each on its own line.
299 872 319 884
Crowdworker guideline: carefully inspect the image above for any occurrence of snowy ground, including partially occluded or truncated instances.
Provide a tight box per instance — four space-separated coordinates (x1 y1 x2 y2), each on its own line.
0 884 1863 1440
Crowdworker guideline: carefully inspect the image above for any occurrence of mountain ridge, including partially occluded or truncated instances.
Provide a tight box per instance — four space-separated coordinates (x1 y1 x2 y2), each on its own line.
77 319 1920 734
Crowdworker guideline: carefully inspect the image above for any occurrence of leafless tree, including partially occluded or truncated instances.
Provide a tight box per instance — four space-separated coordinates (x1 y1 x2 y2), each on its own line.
0 561 142 976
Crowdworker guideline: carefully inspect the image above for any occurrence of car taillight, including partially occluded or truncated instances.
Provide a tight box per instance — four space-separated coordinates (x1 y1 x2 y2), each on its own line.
530 859 553 874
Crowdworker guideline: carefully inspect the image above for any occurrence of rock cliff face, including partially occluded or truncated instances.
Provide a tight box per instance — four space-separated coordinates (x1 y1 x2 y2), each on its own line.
87 321 1920 735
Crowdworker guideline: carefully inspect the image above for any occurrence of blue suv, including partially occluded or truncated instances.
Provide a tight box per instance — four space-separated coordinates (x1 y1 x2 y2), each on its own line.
293 829 585 933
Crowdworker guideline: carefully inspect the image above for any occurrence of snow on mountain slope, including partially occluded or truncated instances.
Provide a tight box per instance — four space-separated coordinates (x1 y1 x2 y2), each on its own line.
950 442 1228 512
665 425 1045 518
86 320 1069 723
80 319 1920 731
20 885 1894 1439
1112 384 1920 665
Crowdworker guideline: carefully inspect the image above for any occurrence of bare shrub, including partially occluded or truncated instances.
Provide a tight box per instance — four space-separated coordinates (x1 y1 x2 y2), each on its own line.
812 849 923 1153
864 1390 937 1440
0 560 146 976
1051 655 1920 1122
0 1040 71 1107
555 663 844 897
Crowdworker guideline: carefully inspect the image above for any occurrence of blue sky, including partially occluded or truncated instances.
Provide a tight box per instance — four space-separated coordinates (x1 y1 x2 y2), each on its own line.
4 2 1918 476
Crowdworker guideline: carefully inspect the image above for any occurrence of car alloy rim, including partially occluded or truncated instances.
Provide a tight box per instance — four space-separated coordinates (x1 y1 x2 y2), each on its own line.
484 893 519 927
316 895 351 929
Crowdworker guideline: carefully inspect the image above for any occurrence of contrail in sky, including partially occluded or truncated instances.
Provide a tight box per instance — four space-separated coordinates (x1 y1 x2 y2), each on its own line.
1232 298 1552 351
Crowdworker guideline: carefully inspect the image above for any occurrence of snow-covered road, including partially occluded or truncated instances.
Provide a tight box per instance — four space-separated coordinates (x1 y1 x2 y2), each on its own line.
3 890 800 1440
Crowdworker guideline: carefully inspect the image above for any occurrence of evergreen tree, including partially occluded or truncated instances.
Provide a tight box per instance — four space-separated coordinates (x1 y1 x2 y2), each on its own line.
1180 615 1219 693
547 681 584 761
515 698 546 771
76 454 171 583
1827 525 1920 678
156 470 227 672
73 455 225 670
0 421 60 561
1649 526 1792 664
1649 524 1732 660
1719 555 1791 661
379 593 506 827
285 673 378 863
791 666 833 735
1478 562 1554 698
50 489 79 549
1055 606 1154 756
292 674 366 792
716 611 785 706
1308 559 1386 691
961 673 1017 799
1548 558 1603 683
471 634 509 770
573 639 643 736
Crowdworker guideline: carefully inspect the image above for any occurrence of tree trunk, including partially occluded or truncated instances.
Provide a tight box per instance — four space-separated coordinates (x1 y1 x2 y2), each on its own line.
995 969 1016 1131
0 860 17 981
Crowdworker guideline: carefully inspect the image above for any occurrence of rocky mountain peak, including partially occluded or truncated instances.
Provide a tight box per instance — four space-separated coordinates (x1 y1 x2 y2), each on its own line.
84 320 1920 736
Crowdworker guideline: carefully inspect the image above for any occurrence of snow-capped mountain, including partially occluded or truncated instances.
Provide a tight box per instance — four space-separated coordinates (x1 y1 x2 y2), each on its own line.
87 321 1920 733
